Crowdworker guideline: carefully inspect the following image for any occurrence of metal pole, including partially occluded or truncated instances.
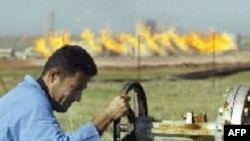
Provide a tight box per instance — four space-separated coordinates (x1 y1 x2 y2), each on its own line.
137 35 141 82
212 30 216 91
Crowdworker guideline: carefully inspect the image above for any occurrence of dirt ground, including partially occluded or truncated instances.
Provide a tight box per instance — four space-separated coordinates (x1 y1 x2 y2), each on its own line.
1 50 250 70
0 59 35 69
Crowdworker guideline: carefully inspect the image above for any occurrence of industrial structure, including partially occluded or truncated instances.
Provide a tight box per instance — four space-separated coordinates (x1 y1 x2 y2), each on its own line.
114 81 250 141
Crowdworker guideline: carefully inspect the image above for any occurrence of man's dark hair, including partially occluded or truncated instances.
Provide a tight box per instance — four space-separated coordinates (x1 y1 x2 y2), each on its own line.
41 44 97 77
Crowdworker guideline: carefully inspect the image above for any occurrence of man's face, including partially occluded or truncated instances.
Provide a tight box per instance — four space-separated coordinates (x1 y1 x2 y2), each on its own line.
49 70 90 112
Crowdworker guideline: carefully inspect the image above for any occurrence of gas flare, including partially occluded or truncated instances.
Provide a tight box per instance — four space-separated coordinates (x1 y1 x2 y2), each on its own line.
99 28 128 55
81 28 102 53
33 32 72 58
33 23 237 58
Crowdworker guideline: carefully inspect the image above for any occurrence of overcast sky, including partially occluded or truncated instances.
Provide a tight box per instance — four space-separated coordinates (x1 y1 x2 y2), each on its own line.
1 0 250 35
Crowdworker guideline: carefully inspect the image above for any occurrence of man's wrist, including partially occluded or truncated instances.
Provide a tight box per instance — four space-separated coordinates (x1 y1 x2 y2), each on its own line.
94 124 102 136
92 108 114 136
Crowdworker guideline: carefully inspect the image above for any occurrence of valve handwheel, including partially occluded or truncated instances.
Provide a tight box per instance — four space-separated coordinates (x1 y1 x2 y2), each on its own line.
113 81 148 141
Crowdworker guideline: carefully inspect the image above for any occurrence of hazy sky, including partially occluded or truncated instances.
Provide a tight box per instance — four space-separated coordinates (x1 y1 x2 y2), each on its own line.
1 0 250 35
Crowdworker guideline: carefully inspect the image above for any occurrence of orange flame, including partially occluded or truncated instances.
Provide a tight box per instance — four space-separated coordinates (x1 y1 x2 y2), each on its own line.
100 28 128 55
33 31 72 58
81 28 102 53
118 33 148 56
136 23 166 55
34 38 52 58
184 30 236 52
33 23 237 58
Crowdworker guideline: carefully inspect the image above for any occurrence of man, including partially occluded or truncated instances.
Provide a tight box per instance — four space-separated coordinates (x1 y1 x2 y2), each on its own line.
0 44 130 141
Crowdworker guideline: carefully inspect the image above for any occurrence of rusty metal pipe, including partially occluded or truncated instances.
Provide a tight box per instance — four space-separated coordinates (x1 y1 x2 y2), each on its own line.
135 116 216 140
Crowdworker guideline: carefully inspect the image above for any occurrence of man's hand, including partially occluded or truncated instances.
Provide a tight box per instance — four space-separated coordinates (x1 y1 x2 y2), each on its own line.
107 95 131 120
92 95 131 134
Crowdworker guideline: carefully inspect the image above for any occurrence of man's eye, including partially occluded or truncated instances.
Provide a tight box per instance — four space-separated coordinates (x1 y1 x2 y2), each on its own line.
74 86 84 91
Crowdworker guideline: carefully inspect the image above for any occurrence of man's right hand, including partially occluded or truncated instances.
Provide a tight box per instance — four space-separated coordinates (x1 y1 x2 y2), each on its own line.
106 95 131 120
92 95 131 134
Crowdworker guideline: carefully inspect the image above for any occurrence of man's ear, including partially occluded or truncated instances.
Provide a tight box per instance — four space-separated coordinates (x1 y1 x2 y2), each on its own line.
47 67 60 83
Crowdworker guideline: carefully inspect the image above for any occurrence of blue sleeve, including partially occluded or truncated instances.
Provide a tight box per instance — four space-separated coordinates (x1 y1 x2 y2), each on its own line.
8 87 102 141
19 103 101 141
20 99 101 141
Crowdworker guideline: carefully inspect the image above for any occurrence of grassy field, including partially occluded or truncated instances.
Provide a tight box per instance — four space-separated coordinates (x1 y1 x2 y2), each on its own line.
1 63 250 140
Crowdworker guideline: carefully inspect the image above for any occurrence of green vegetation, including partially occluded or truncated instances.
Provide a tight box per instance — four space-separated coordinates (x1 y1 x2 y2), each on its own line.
1 65 250 140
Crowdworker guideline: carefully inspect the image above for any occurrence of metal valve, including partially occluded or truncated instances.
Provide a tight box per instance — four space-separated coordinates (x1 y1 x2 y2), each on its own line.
114 82 250 141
